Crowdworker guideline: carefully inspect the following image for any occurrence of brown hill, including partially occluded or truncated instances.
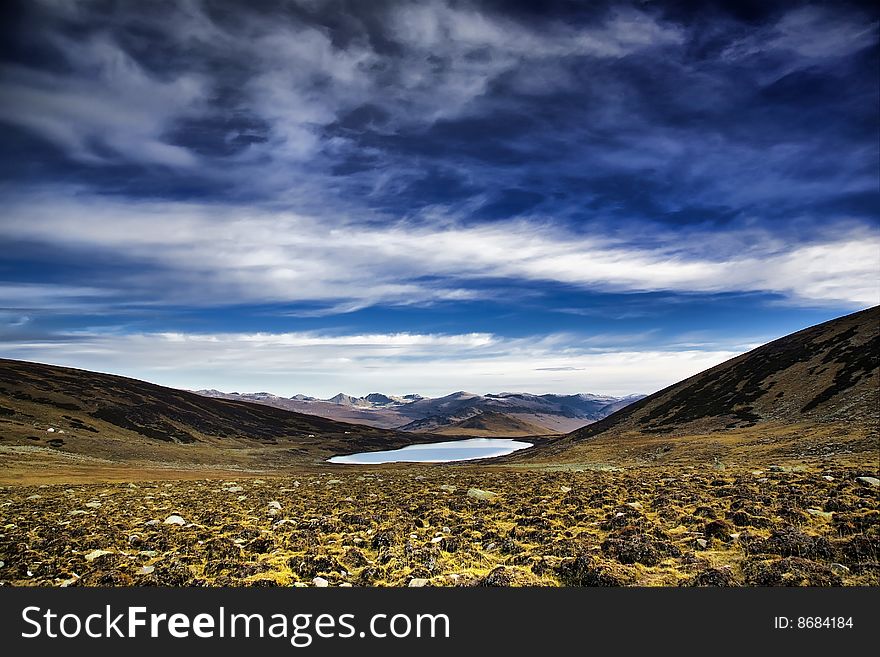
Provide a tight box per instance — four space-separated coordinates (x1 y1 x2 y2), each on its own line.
432 411 559 437
516 306 879 466
0 358 433 482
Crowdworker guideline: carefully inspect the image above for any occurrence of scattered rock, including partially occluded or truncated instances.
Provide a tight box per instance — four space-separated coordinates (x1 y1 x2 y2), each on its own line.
2 465 875 587
856 476 879 487
84 549 113 561
312 576 329 587
466 488 498 501
408 578 430 587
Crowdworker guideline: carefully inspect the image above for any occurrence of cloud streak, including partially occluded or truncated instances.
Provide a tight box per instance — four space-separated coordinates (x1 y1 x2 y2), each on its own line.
0 327 742 397
0 35 207 166
2 194 877 310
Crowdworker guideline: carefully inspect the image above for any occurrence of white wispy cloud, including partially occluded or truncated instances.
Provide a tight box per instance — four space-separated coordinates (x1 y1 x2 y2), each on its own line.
0 36 207 166
0 328 742 398
2 193 877 310
0 283 114 307
0 0 684 172
722 6 879 63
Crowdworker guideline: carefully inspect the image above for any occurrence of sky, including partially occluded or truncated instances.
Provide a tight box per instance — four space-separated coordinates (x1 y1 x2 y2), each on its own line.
0 0 877 398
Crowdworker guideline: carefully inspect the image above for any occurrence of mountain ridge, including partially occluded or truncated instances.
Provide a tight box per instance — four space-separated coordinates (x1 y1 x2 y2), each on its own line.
194 388 646 435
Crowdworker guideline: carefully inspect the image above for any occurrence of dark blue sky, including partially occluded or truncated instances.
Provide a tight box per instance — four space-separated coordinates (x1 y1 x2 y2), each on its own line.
0 0 877 396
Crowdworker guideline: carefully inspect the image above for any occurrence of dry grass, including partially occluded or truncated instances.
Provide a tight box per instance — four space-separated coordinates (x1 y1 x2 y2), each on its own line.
1 457 876 587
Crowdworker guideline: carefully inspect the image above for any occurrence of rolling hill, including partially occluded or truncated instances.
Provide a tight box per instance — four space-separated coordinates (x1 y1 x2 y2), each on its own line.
0 358 433 481
429 411 556 437
515 306 879 466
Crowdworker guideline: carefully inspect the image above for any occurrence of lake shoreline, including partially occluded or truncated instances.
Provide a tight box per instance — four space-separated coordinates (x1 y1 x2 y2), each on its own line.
328 437 533 464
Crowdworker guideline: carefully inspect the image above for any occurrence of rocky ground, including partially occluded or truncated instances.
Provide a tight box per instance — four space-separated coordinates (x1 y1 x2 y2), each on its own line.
1 464 877 587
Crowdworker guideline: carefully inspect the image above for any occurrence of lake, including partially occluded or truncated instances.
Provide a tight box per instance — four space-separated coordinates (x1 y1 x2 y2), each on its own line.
328 437 533 464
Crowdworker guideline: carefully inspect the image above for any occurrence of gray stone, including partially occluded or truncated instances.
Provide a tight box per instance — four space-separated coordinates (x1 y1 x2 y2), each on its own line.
467 488 498 501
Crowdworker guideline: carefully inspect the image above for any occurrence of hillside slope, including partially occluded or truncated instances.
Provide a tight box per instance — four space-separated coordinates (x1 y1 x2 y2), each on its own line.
516 306 879 465
395 391 644 433
0 359 429 479
431 411 556 437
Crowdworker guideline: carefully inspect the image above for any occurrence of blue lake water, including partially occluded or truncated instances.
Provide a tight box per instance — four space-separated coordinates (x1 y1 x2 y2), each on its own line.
328 438 533 464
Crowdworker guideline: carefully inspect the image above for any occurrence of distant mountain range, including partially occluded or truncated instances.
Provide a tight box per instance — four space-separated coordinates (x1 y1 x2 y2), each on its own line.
194 388 646 435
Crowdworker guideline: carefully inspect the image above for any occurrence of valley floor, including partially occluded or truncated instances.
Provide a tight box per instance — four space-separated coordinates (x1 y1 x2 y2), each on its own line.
1 460 877 587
